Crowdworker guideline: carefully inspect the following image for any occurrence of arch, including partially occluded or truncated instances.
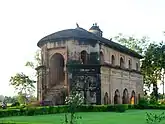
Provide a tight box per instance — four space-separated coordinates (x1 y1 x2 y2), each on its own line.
104 92 109 104
50 53 65 86
111 55 115 65
100 51 104 64
128 59 132 69
114 89 120 104
120 57 125 68
138 94 140 104
136 62 139 71
130 90 136 105
80 50 88 64
122 89 129 104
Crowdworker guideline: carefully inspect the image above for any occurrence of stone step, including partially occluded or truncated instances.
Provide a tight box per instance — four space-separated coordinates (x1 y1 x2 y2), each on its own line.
48 91 60 95
44 84 66 102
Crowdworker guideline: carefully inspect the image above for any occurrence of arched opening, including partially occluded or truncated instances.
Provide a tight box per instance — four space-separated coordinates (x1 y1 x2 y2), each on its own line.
120 57 125 68
122 89 129 104
128 60 132 69
80 50 88 64
138 94 140 104
114 89 120 104
130 91 136 105
111 55 115 65
104 92 108 104
136 62 139 71
100 51 104 64
50 53 65 86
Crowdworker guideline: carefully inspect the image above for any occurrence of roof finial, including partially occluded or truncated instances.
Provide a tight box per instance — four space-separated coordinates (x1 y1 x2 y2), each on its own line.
76 23 79 28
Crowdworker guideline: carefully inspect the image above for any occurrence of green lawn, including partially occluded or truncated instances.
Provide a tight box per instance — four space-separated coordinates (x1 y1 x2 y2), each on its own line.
0 110 165 124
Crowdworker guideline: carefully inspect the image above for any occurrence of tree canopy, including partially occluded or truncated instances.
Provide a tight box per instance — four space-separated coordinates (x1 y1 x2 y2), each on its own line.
9 72 36 96
25 49 41 70
114 33 150 55
114 33 165 99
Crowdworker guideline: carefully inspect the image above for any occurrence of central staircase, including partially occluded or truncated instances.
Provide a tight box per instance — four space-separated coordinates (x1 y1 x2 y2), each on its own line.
43 84 67 105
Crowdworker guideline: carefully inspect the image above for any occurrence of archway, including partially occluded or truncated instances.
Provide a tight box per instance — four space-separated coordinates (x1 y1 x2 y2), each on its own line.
136 63 139 71
100 51 104 64
114 89 120 104
120 57 124 68
138 94 140 104
122 89 129 104
130 91 136 105
128 60 132 69
111 55 115 65
80 50 88 64
104 92 108 104
50 53 65 86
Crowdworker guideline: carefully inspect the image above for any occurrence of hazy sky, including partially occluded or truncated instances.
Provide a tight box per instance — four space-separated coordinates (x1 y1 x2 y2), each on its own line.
0 0 164 96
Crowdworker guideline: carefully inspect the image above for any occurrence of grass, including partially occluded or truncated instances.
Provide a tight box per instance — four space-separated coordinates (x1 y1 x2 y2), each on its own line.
0 110 165 124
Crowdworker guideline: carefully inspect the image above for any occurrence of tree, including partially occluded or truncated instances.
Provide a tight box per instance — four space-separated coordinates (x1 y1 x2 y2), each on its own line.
65 83 84 124
114 34 149 92
3 96 17 104
0 95 4 102
114 33 149 55
9 72 36 104
141 44 160 100
114 33 165 99
16 93 27 104
25 49 41 70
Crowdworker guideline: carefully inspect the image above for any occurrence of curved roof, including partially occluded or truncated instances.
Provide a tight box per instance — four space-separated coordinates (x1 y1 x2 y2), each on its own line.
89 25 102 32
37 27 143 59
38 28 98 46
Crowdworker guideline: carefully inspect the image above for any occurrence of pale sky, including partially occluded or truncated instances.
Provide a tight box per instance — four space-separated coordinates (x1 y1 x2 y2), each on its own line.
0 0 165 96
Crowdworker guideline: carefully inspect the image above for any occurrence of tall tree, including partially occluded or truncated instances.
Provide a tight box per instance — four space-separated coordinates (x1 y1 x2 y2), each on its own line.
9 72 36 104
0 95 4 102
141 43 162 100
114 34 149 91
114 33 150 55
25 49 41 70
3 96 17 104
114 33 165 99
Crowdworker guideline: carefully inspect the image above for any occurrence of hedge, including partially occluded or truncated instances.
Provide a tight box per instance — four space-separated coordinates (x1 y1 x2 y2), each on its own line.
1 104 165 118
0 104 128 118
127 104 165 110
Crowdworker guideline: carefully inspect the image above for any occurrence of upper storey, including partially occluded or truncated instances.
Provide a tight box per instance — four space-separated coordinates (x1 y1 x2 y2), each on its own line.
89 23 103 37
37 24 142 60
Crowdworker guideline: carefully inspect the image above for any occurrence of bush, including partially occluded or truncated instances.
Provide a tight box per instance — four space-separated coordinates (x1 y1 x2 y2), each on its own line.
159 99 165 105
27 101 41 107
2 104 165 118
149 97 158 105
0 104 129 118
137 97 149 109
146 112 165 124
114 104 128 112
11 102 20 107
0 121 17 124
128 104 135 109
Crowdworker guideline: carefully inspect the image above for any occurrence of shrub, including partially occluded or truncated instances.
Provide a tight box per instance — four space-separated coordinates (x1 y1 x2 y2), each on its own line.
27 101 41 107
2 104 165 118
128 104 135 109
146 112 165 124
0 121 17 124
158 99 165 105
0 104 129 118
11 102 20 107
0 109 21 118
149 97 158 105
114 104 128 112
138 97 149 109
